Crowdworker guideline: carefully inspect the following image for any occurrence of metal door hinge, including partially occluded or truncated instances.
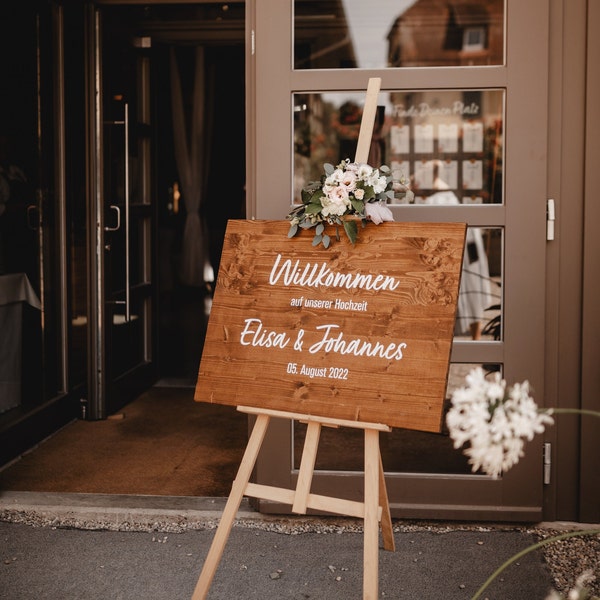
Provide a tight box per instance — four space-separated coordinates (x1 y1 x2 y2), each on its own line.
546 199 556 241
543 442 552 484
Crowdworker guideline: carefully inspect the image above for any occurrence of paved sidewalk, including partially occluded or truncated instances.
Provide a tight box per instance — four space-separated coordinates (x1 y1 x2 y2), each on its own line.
0 492 556 600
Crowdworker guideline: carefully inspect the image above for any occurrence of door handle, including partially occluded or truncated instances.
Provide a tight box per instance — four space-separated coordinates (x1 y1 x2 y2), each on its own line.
105 205 121 231
26 204 40 230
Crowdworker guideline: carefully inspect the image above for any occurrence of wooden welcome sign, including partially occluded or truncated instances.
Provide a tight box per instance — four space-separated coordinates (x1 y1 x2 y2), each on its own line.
195 219 466 433
192 79 466 600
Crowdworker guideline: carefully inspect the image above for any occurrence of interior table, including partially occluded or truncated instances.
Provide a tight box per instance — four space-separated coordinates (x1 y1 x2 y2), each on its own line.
0 273 41 413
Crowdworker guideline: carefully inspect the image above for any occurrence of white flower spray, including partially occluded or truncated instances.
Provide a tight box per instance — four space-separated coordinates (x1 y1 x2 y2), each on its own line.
446 367 554 478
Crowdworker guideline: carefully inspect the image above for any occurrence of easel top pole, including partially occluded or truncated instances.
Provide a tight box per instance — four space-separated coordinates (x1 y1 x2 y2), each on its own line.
354 77 382 165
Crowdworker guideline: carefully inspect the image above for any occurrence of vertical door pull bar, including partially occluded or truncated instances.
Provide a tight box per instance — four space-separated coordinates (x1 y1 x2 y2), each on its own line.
124 102 131 322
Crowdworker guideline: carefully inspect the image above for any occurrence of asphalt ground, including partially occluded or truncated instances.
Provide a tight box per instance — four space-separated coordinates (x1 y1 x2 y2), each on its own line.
0 492 560 600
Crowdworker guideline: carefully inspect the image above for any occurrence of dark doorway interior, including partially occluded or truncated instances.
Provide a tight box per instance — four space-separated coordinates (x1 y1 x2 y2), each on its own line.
151 39 246 384
155 44 245 383
0 4 247 491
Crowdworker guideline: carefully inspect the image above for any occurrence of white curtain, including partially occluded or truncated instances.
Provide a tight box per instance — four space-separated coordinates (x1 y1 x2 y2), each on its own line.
170 46 211 287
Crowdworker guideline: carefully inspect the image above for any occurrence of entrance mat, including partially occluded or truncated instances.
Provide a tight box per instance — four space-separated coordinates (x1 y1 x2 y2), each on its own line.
0 387 247 497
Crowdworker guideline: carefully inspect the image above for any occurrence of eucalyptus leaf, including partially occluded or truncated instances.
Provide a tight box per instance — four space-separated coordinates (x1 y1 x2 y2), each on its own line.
343 219 358 245
324 163 335 175
287 223 298 238
312 234 322 247
316 223 324 235
306 202 323 215
323 234 331 248
351 199 364 213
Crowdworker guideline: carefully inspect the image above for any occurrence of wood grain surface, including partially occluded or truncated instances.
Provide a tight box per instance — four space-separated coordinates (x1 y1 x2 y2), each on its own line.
195 219 466 432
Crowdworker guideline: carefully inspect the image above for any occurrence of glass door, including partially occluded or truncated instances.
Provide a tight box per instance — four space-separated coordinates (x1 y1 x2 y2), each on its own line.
85 5 155 419
0 1 72 461
250 0 549 520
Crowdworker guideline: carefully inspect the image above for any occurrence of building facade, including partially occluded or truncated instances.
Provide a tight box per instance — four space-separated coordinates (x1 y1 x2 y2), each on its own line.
0 0 597 523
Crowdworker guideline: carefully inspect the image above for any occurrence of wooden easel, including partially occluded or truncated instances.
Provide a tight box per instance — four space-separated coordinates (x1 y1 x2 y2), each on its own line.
191 406 395 600
192 78 393 599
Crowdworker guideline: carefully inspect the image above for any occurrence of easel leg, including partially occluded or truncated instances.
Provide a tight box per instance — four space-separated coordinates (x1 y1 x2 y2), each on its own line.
292 421 321 514
363 428 380 600
191 414 271 600
379 453 395 552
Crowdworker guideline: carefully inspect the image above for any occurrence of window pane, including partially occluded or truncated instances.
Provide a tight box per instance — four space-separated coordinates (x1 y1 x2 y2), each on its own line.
294 89 504 205
456 228 502 342
294 0 505 70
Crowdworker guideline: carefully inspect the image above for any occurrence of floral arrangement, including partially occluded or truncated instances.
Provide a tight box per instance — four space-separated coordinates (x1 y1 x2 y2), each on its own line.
287 159 412 248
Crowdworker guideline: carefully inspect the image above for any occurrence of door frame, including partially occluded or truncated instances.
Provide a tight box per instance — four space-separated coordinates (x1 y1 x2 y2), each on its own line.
248 0 549 520
85 4 106 419
543 0 600 523
580 0 600 524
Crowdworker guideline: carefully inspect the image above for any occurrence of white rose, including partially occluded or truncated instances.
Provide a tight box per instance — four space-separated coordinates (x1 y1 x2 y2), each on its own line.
340 169 357 191
357 164 373 180
321 186 350 217
325 169 345 187
354 188 365 200
370 174 387 194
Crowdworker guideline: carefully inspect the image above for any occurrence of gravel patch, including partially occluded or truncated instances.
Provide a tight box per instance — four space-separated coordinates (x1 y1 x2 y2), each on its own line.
532 527 600 597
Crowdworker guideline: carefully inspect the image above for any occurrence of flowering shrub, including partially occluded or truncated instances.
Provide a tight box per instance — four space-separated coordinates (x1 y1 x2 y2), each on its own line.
448 368 600 600
287 159 412 247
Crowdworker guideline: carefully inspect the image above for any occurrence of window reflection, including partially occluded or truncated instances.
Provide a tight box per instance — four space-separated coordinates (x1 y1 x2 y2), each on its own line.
294 0 504 70
456 228 502 341
294 89 504 206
